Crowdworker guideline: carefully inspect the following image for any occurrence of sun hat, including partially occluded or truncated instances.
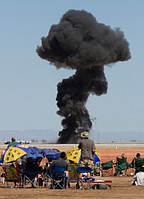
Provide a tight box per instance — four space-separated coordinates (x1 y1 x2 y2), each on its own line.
81 131 89 139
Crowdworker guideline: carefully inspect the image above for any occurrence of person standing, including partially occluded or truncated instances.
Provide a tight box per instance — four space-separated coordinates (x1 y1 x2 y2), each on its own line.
78 131 96 168
7 137 20 147
77 131 96 189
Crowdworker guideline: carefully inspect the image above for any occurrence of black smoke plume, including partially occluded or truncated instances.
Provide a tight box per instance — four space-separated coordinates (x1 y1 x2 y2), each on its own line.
36 9 131 143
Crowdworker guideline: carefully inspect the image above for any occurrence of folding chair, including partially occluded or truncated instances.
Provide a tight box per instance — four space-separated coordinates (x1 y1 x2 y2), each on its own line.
45 167 66 189
67 164 79 188
23 159 39 188
101 160 114 176
23 172 38 188
76 166 93 189
132 158 144 174
114 157 132 176
75 162 112 190
2 164 20 188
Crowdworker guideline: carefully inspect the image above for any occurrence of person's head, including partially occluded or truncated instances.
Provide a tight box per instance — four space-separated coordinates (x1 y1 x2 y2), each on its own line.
60 152 67 160
81 131 89 139
136 153 141 158
36 157 42 164
11 137 16 142
121 153 126 158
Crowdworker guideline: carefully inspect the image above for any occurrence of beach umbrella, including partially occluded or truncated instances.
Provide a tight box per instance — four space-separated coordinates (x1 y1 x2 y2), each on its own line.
26 147 43 160
67 146 81 164
0 149 7 164
67 146 100 164
3 147 27 163
93 151 100 163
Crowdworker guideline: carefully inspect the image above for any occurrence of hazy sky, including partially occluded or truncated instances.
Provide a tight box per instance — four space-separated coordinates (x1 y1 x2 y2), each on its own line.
0 1 144 140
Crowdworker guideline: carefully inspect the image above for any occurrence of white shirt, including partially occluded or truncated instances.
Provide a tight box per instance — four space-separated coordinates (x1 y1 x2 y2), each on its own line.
134 171 144 186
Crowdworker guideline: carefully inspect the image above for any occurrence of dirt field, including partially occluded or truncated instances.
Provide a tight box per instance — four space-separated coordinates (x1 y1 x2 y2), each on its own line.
0 143 144 199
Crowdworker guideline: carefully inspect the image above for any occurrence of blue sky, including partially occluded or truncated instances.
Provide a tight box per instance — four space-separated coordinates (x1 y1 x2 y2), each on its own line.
0 1 144 140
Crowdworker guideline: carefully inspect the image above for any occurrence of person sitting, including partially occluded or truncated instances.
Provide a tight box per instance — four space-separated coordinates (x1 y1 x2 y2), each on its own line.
114 153 131 176
47 152 68 170
132 165 144 186
47 152 68 188
131 153 144 174
24 157 41 187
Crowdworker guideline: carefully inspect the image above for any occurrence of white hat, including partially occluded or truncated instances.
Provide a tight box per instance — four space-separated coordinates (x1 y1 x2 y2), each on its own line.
81 131 89 138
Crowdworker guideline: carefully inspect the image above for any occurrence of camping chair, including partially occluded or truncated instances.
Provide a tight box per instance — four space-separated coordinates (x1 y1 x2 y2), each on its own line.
132 157 144 174
76 163 113 190
23 170 38 188
23 158 39 188
76 166 93 189
2 164 20 187
67 164 79 188
101 160 113 176
114 157 132 176
45 166 66 189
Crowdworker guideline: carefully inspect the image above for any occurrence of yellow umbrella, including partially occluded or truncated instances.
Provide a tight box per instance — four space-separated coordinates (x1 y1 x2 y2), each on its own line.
96 151 100 159
67 146 81 164
4 147 27 163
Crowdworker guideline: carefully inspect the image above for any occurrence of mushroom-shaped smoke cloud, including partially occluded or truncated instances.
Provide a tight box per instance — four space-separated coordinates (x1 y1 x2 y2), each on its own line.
36 9 131 143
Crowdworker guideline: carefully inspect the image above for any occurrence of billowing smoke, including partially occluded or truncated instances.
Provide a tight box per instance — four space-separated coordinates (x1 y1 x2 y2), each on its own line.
36 9 131 143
